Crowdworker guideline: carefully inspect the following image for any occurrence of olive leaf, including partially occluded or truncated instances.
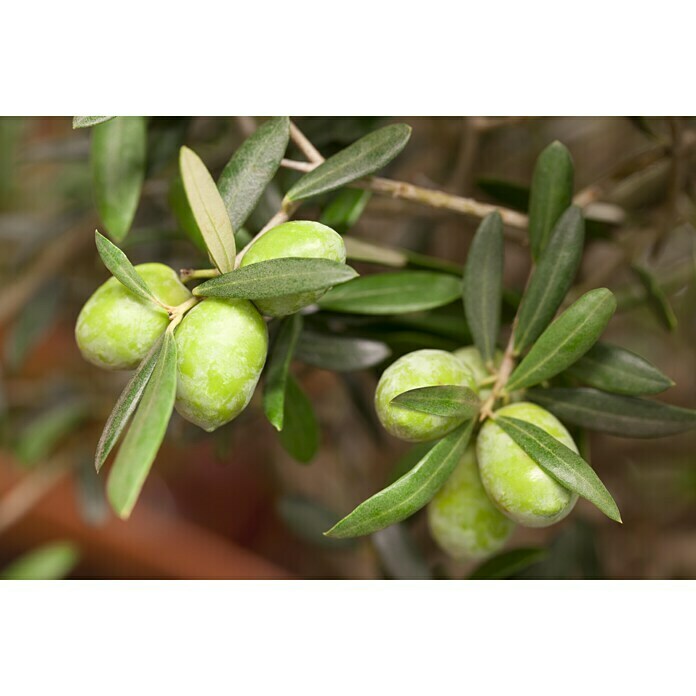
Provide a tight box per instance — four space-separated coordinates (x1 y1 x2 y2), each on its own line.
0 542 80 580
390 385 479 419
463 211 504 365
320 188 373 234
631 264 678 331
193 258 358 300
95 335 165 471
514 206 585 352
506 288 616 392
73 116 115 129
279 375 319 464
325 420 474 538
566 342 674 396
180 145 236 273
285 123 412 202
168 176 207 253
94 230 162 306
263 314 303 432
468 547 547 580
495 416 622 523
106 331 177 519
528 141 574 260
295 331 391 372
218 116 290 231
91 116 147 242
318 271 461 315
528 387 696 438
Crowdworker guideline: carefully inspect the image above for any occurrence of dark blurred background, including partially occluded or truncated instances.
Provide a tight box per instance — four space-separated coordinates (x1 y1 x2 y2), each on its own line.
0 116 694 579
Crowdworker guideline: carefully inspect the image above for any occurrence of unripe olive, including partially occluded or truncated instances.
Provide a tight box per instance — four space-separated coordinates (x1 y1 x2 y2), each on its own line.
453 345 503 399
375 349 477 442
174 298 268 432
239 220 346 317
75 263 191 371
477 402 578 528
428 445 514 561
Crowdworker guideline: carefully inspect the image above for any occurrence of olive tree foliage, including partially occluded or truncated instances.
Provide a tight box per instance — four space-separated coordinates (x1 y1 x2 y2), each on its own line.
72 116 695 577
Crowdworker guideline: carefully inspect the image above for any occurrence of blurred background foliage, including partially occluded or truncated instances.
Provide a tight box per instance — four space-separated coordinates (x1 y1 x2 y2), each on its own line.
0 116 694 579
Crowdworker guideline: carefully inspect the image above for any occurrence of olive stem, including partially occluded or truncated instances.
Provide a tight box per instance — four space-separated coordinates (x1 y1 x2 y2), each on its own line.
289 121 324 164
179 268 219 283
168 296 199 322
279 157 528 238
479 319 518 422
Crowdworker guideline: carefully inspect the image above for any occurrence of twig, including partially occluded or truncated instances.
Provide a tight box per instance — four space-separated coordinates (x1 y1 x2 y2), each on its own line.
279 157 529 239
289 120 324 164
479 320 518 421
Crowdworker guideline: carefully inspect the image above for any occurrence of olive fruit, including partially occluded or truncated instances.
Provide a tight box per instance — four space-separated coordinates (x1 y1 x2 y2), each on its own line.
375 349 477 442
75 263 191 371
174 298 268 432
477 402 578 528
239 220 346 317
428 445 514 560
453 345 503 399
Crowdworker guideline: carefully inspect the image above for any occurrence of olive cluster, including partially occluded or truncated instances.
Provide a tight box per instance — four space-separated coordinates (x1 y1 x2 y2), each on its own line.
375 348 579 561
76 221 345 432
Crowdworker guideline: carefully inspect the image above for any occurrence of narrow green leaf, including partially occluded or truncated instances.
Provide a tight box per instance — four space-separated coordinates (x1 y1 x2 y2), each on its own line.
0 542 80 580
515 206 585 352
468 547 547 580
391 385 479 419
320 189 372 234
91 116 146 242
373 524 432 580
194 258 357 300
73 116 114 129
15 400 87 467
218 116 290 230
168 176 207 253
631 264 678 331
463 211 504 364
180 146 236 273
279 375 319 464
496 416 622 523
95 335 165 471
295 331 391 371
94 230 160 305
506 288 616 392
566 342 674 396
263 314 303 431
528 141 574 260
325 421 474 538
106 331 177 519
286 123 412 201
318 271 461 315
528 387 696 438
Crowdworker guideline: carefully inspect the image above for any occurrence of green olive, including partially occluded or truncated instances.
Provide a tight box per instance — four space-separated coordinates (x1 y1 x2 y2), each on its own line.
75 263 191 371
375 349 477 442
477 402 578 528
428 445 514 561
452 345 503 399
174 298 268 432
239 220 346 317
